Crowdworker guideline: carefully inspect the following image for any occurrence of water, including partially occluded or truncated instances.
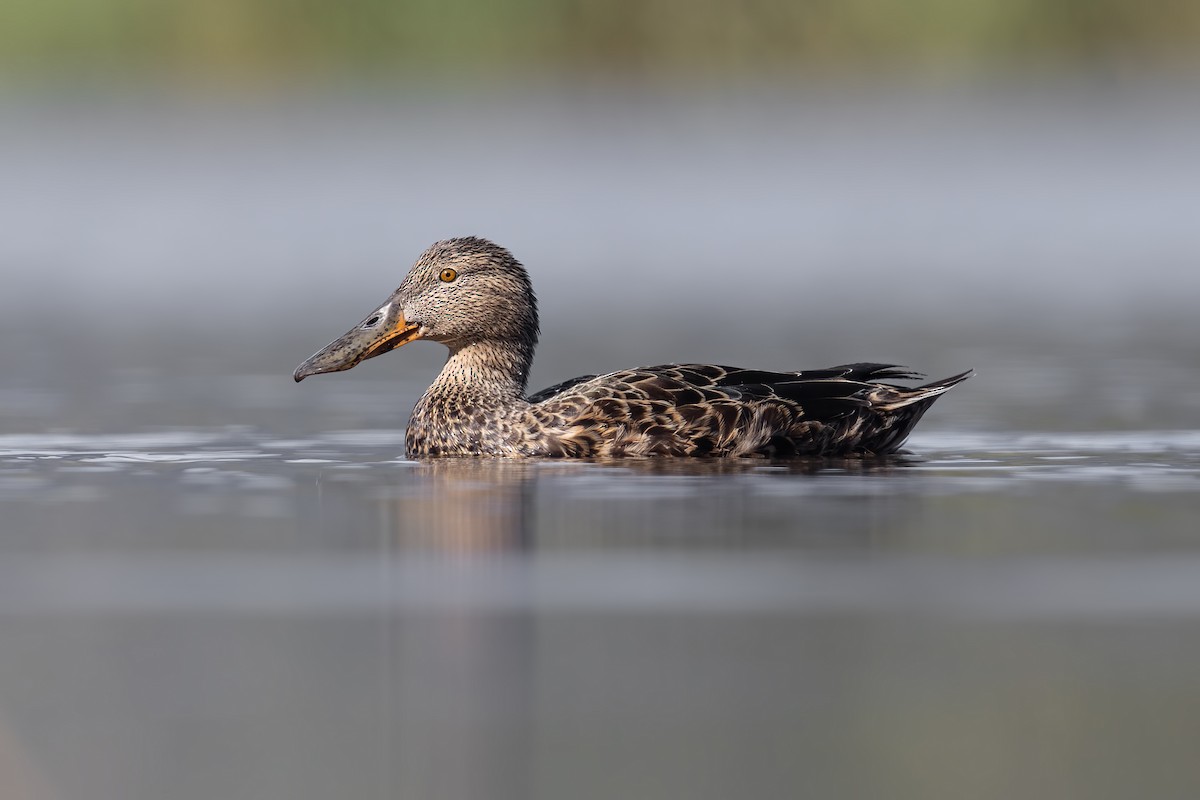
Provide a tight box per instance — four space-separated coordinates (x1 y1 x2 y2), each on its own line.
1 424 1199 799
2 85 1200 798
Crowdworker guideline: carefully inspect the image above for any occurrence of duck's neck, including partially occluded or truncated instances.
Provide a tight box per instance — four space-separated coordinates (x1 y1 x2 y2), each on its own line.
424 338 534 407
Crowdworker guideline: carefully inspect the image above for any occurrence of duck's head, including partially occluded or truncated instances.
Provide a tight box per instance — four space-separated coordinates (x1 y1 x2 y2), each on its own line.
293 237 539 382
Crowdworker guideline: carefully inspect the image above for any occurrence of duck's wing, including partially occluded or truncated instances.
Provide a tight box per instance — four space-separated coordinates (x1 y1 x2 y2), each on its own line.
527 363 921 403
527 375 598 403
674 362 928 387
529 363 929 412
525 362 967 457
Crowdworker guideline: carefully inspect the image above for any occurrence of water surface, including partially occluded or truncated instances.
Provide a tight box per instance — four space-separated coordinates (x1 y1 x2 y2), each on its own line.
2 425 1200 800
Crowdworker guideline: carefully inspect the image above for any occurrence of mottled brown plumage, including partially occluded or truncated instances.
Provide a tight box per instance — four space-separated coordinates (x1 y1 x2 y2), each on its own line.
294 237 971 458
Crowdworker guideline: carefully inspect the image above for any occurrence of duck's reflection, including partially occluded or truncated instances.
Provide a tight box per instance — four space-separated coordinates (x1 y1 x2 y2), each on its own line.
0 714 54 800
379 459 545 553
366 454 921 797
375 455 919 553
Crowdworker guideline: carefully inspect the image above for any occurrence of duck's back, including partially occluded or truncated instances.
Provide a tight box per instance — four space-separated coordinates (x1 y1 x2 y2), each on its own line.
523 363 971 458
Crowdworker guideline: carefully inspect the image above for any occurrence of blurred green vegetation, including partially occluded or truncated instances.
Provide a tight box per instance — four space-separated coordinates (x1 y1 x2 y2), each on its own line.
2 0 1199 84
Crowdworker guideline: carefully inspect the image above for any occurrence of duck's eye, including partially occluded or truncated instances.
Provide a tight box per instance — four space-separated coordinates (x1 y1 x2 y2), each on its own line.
439 268 458 283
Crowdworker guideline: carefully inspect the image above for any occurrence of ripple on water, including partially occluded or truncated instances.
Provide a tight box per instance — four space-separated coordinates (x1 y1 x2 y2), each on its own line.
79 451 278 464
0 431 227 452
0 429 1198 500
917 429 1200 454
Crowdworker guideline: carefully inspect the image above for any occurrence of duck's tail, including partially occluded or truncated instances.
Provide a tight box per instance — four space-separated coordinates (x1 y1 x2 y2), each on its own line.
852 369 972 454
878 369 974 411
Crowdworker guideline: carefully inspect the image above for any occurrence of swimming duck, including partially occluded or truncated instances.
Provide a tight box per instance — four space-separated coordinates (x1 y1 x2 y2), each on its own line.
294 237 971 458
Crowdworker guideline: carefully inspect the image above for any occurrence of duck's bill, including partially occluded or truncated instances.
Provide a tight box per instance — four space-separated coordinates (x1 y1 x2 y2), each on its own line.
293 314 422 382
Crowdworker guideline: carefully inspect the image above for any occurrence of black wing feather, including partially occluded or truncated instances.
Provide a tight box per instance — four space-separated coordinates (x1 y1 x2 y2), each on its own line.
528 374 597 403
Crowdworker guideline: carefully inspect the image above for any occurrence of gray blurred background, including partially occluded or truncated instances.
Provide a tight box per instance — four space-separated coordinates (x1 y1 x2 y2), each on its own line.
2 0 1199 435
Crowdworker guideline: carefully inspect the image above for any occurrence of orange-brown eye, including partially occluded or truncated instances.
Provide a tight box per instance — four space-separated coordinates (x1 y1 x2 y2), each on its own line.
439 268 458 283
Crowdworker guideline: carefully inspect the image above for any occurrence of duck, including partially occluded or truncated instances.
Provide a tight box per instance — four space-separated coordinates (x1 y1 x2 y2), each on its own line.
293 237 971 458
